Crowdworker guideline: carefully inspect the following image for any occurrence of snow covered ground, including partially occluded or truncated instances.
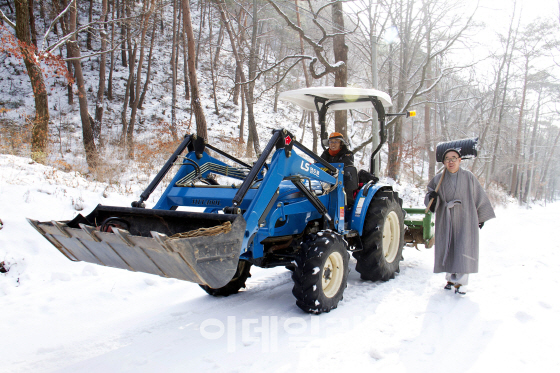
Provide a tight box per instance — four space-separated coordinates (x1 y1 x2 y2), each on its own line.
1 154 559 373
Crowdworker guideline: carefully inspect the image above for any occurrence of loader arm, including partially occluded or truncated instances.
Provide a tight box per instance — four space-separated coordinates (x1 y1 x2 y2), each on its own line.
231 129 340 257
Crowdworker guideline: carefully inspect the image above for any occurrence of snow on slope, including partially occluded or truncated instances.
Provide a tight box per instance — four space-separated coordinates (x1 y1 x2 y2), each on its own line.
1 155 560 373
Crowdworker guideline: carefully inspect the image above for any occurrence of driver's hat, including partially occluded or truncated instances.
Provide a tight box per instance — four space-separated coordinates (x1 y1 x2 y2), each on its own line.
322 132 347 147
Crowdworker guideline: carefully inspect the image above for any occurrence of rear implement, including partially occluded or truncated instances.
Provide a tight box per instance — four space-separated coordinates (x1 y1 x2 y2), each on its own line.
403 208 435 249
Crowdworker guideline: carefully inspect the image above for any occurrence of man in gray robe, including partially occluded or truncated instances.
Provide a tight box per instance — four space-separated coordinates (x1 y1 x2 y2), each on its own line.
424 149 495 294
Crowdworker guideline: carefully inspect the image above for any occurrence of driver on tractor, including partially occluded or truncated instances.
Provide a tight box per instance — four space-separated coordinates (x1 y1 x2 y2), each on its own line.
320 132 354 167
321 132 357 207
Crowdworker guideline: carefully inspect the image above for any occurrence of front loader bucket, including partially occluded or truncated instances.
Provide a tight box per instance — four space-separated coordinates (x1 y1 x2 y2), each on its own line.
28 205 246 289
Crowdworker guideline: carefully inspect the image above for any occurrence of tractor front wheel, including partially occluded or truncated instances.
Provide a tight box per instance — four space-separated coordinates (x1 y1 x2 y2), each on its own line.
199 260 252 296
354 191 404 281
292 231 349 314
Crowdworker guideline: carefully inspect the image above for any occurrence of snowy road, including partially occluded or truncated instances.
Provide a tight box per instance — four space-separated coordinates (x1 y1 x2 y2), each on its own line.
1 155 559 372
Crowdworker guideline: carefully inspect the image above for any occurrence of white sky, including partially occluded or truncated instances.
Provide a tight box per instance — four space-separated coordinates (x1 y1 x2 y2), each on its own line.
475 0 558 30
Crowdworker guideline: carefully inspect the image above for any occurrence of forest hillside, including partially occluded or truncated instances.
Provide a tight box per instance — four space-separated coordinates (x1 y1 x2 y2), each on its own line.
0 0 559 203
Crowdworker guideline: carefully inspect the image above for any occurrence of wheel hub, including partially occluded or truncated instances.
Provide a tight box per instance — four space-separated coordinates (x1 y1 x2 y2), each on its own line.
322 251 344 298
382 211 400 263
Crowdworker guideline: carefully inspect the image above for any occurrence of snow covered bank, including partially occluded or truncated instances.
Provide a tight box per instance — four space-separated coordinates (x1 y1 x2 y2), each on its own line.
1 155 559 373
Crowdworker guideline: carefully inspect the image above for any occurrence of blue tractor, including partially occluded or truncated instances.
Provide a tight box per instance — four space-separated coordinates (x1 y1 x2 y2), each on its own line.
29 87 431 314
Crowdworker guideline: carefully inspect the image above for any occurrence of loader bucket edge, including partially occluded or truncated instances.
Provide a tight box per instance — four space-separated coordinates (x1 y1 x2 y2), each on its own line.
27 206 246 289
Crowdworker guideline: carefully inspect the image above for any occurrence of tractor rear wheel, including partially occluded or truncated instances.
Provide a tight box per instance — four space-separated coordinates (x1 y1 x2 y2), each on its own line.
199 260 252 296
292 231 349 314
354 191 404 281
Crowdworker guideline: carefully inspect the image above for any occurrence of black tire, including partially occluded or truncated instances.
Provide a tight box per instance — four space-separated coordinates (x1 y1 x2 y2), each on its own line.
292 231 350 314
353 191 404 281
199 260 252 296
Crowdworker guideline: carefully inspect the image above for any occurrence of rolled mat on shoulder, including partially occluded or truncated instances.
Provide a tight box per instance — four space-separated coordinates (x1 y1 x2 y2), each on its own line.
435 137 478 162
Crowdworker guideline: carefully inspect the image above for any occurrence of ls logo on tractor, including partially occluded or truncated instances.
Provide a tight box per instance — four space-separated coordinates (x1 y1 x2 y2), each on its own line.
300 161 320 177
192 199 221 206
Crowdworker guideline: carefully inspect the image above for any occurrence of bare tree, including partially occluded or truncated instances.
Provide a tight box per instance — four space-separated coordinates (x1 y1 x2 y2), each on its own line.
331 0 348 137
510 19 554 197
265 0 355 139
67 0 99 170
138 18 157 108
28 0 38 48
94 0 109 145
87 0 93 49
379 0 475 179
245 0 261 157
127 0 157 157
9 0 50 161
182 0 208 140
208 6 219 115
171 0 179 140
108 0 116 100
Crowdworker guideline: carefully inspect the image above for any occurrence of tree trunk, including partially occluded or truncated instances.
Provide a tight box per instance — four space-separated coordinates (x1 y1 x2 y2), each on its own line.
387 1 410 181
273 64 281 112
108 0 116 100
299 111 306 142
182 0 208 140
14 0 49 161
538 128 560 199
86 0 93 50
232 8 246 106
388 53 407 180
27 0 37 48
511 57 529 197
181 28 190 101
424 20 435 180
216 0 255 148
119 0 127 67
53 0 74 105
523 88 541 203
139 19 157 108
195 0 205 69
94 0 109 145
245 0 261 157
208 7 219 115
171 0 179 140
233 65 241 105
127 0 156 157
213 22 224 68
310 112 317 153
67 0 98 170
121 44 137 143
491 15 518 180
39 0 46 19
239 86 245 142
295 0 310 87
295 0 315 150
331 0 348 138
65 52 74 105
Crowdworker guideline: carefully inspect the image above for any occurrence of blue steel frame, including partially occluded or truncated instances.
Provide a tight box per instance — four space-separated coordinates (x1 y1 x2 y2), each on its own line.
348 183 385 236
152 144 346 260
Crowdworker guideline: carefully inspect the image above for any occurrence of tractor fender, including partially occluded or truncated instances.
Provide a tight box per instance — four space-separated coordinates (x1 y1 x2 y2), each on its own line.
349 184 396 236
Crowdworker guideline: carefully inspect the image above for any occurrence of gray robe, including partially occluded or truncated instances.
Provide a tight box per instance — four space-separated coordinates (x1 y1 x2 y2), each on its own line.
424 168 496 274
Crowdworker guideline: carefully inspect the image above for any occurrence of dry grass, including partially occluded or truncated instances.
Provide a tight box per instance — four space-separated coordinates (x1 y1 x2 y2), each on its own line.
0 117 32 156
486 182 513 208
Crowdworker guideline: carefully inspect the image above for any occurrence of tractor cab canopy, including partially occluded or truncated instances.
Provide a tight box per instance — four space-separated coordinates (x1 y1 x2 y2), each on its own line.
279 87 395 174
278 87 392 113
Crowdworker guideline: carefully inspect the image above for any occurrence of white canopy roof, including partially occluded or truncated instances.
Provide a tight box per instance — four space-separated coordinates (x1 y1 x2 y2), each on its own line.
278 87 392 112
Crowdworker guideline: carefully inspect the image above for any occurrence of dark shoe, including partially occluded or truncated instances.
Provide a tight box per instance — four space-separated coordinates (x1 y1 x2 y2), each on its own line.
444 282 454 290
454 285 466 295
